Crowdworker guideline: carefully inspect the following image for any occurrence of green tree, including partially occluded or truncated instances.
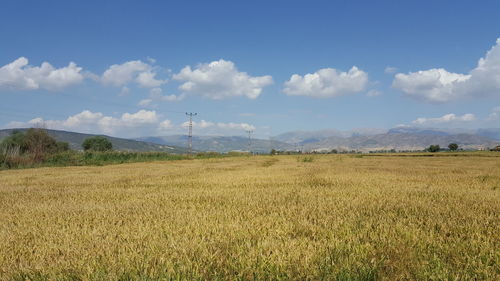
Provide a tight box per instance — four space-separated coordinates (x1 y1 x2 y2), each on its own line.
448 143 459 151
0 129 69 161
0 130 28 153
428 144 440 152
23 128 67 160
82 136 113 151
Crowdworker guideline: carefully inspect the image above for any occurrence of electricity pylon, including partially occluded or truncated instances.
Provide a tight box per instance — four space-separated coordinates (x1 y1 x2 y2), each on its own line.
186 112 197 155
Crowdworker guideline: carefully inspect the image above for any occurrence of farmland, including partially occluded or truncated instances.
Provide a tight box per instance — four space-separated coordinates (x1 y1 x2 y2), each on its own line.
0 153 499 280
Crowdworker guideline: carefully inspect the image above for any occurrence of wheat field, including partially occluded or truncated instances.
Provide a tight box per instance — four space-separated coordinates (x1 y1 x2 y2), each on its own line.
0 154 499 280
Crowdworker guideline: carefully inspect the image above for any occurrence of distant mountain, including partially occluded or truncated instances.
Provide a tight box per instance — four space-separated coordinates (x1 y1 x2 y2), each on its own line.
0 129 187 153
139 127 500 153
303 132 498 152
387 127 450 136
274 128 386 144
137 135 294 153
476 128 500 140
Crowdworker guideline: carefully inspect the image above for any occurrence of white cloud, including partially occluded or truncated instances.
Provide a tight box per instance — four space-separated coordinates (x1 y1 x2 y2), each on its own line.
181 119 255 134
384 66 398 74
393 38 500 103
138 87 185 107
138 99 153 107
488 106 500 120
121 109 158 124
6 109 161 137
173 59 273 99
136 71 165 88
412 113 476 125
119 86 130 96
101 60 165 88
6 111 258 138
217 122 255 131
158 119 173 130
0 57 85 91
182 119 214 129
366 90 381 97
283 66 368 98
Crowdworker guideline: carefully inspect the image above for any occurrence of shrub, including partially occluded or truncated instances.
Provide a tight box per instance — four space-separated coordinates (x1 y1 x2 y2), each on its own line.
428 145 440 152
82 136 113 151
448 143 459 151
0 130 28 153
0 129 69 164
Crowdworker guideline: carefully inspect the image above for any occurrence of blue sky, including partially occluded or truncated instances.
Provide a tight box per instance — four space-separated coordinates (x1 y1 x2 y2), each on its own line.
1 0 499 138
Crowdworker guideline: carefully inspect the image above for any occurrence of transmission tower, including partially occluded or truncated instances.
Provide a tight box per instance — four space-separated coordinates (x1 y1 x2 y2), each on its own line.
246 130 253 155
185 112 197 155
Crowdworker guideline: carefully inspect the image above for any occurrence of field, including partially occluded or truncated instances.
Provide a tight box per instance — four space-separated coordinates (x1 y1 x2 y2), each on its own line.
0 153 499 280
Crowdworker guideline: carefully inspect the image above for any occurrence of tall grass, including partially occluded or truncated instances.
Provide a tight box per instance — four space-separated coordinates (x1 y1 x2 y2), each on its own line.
0 153 498 280
0 151 229 170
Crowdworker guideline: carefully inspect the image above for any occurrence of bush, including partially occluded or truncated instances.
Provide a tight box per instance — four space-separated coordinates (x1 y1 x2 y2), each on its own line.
82 136 113 151
0 129 70 164
448 143 459 151
428 145 440 153
0 130 28 153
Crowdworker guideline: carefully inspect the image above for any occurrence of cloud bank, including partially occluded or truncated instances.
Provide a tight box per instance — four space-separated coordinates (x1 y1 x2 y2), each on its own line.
7 111 257 138
412 113 476 125
393 38 500 103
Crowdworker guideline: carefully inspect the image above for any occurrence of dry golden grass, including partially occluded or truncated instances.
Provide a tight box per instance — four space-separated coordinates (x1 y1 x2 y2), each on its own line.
0 154 499 280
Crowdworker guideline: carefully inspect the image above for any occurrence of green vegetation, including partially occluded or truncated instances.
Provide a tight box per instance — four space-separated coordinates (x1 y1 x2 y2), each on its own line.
448 143 459 151
0 129 228 170
82 136 113 151
0 153 498 280
0 128 188 153
427 144 440 152
0 128 70 168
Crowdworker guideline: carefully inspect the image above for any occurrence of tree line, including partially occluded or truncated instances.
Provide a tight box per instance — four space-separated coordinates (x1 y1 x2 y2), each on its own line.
0 129 113 168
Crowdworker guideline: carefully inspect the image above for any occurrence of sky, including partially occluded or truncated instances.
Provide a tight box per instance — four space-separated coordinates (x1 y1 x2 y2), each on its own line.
1 0 500 138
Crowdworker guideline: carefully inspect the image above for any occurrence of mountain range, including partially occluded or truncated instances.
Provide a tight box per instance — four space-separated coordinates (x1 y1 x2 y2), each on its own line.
140 127 500 153
1 127 499 153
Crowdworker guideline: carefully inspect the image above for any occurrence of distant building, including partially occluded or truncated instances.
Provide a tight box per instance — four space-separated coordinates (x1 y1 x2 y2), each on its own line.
490 145 500 151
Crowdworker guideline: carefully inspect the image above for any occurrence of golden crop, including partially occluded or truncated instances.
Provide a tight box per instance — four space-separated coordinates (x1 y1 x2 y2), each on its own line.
0 154 499 280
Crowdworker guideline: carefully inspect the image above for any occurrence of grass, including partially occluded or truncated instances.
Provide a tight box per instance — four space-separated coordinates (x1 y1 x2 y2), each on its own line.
0 151 229 170
0 153 499 280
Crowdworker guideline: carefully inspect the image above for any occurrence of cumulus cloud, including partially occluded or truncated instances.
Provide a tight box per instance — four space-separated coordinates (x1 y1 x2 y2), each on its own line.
412 113 476 125
0 57 85 91
173 59 273 99
6 109 163 137
6 110 258 138
101 60 165 88
158 119 173 130
393 38 500 103
283 66 368 98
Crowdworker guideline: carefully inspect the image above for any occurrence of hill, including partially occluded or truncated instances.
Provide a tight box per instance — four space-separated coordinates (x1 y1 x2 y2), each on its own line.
0 128 187 153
